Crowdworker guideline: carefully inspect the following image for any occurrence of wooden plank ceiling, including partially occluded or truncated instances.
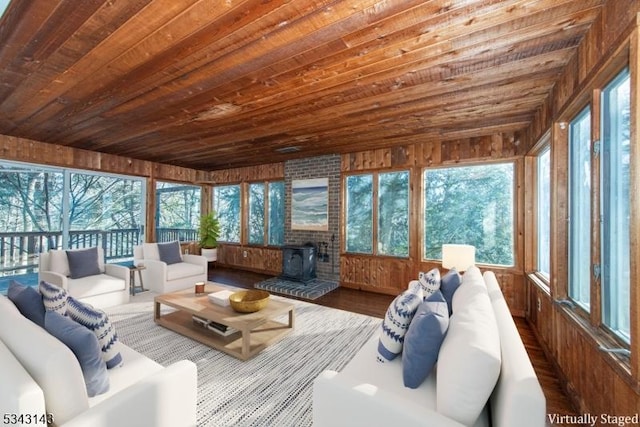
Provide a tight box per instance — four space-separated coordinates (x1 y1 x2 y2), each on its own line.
0 0 604 171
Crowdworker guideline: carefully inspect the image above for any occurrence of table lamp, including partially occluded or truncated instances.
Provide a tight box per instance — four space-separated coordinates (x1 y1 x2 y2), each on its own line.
441 244 475 272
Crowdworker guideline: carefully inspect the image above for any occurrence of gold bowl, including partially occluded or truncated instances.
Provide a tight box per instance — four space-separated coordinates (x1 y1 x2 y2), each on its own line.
229 290 270 313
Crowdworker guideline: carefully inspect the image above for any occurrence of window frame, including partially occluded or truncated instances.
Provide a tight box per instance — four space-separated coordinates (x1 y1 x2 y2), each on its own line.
212 179 285 247
343 169 410 258
421 160 517 267
554 62 634 364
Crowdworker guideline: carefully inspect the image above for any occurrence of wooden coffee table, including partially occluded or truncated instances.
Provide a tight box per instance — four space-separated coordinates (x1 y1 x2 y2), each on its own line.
154 283 295 361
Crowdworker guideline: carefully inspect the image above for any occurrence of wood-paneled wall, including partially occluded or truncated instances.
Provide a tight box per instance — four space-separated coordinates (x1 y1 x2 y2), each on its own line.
341 133 528 316
524 2 640 421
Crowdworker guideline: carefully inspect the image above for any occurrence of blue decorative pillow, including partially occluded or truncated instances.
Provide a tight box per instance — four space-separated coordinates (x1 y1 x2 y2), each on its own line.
157 241 182 265
402 290 449 389
66 296 123 369
66 247 101 279
39 280 68 315
44 311 109 397
377 285 424 363
440 268 462 315
418 268 441 298
7 280 45 327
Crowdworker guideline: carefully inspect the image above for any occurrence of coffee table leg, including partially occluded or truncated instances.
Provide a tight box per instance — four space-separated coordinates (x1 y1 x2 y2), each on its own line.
242 329 250 359
288 308 295 328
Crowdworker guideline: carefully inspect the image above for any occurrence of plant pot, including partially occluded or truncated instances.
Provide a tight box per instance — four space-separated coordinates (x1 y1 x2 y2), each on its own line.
201 248 217 262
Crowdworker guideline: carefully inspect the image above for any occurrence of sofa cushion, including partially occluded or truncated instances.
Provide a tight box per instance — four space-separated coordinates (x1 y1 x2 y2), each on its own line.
39 280 68 315
158 241 183 265
402 290 449 389
143 242 161 261
437 266 501 426
166 262 206 281
67 274 126 299
0 295 89 425
7 280 45 327
417 268 440 298
44 311 109 397
377 285 423 362
440 268 462 315
66 296 123 369
66 247 101 279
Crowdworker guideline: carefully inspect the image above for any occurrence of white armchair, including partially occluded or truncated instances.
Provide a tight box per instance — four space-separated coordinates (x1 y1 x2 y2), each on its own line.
133 242 207 294
38 247 130 309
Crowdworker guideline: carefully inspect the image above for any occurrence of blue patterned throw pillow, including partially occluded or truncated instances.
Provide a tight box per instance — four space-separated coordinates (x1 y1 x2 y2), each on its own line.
418 268 441 298
377 285 424 363
66 296 123 369
39 280 68 315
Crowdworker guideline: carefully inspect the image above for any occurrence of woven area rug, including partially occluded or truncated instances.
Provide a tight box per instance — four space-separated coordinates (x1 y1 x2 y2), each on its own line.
106 294 379 427
254 277 339 300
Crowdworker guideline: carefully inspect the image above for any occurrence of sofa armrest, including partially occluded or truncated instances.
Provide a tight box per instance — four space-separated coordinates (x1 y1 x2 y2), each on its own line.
313 370 466 427
38 271 69 290
0 340 46 417
59 360 197 427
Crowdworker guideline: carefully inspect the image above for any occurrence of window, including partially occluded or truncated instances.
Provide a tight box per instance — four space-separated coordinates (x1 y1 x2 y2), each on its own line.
213 181 284 246
268 181 285 246
377 171 409 256
345 174 373 254
537 147 551 278
568 107 592 311
0 161 146 294
213 185 241 243
248 183 265 245
424 163 514 265
70 172 144 258
601 68 631 341
344 171 409 257
155 181 200 242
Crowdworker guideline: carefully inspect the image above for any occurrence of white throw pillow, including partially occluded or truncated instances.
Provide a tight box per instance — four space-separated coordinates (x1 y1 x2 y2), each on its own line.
436 267 501 426
142 243 160 261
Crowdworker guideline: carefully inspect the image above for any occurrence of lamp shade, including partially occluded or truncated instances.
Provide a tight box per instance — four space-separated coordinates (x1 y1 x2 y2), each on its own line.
442 244 475 271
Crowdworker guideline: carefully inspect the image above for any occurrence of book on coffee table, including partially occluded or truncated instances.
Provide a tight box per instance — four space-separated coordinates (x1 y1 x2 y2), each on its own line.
206 320 237 337
208 289 234 306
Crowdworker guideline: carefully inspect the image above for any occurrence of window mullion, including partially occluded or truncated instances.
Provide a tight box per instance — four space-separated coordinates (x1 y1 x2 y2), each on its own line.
372 174 379 256
591 89 603 328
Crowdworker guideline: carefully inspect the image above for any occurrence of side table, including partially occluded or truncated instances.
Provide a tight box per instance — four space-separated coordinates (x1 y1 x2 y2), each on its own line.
129 265 146 296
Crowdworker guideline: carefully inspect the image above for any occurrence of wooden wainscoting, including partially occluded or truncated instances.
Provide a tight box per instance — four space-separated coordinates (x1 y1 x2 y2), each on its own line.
216 244 282 276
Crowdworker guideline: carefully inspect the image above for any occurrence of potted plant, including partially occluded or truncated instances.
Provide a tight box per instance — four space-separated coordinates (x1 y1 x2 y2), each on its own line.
199 212 220 262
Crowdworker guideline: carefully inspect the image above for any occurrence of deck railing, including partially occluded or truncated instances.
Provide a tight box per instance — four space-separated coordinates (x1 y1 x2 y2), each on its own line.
0 228 197 275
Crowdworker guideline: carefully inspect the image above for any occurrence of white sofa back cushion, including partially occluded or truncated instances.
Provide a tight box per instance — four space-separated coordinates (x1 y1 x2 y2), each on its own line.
0 295 89 424
142 243 161 261
437 266 501 426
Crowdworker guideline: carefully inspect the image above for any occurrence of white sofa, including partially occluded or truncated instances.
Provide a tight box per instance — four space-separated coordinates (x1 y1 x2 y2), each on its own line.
38 247 130 309
313 267 546 427
133 243 207 294
0 294 198 427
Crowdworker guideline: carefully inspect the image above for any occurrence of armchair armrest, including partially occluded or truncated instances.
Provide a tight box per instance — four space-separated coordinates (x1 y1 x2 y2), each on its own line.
59 360 197 427
105 264 130 292
182 254 207 269
140 259 168 292
38 271 69 290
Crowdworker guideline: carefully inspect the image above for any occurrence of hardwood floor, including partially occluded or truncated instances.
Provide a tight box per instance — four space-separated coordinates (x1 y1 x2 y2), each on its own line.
208 267 582 426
